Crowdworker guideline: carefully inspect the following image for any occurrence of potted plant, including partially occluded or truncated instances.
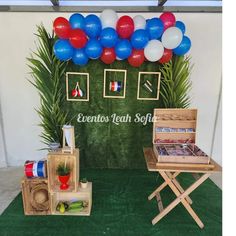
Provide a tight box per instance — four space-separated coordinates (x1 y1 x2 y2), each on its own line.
56 162 71 190
80 178 88 189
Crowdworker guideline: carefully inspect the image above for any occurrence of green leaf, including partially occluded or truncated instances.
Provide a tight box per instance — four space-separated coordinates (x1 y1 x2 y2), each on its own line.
28 25 70 148
159 55 193 108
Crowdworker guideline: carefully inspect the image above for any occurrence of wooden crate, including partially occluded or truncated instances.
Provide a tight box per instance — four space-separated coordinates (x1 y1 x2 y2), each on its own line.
47 149 79 193
21 177 51 215
152 109 210 164
50 182 92 216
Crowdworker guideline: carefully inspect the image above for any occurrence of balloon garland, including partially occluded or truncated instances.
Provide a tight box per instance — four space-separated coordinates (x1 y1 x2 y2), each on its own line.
53 10 191 67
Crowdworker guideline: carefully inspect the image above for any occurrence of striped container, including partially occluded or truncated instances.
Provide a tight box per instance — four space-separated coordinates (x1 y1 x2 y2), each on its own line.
24 160 47 178
109 81 122 92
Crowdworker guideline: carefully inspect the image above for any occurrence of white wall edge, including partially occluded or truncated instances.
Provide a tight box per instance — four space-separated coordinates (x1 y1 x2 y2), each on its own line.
0 99 8 167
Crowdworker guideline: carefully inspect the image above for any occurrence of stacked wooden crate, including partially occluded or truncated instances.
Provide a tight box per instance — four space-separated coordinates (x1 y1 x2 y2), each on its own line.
21 177 51 215
21 148 92 216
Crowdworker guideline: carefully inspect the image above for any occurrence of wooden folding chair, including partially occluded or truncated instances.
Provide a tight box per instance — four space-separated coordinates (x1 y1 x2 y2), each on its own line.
143 148 222 229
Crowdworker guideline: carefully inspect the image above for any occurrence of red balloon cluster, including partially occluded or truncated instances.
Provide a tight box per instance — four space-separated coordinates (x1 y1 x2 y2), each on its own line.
53 17 71 39
116 16 134 39
128 50 144 67
101 48 116 64
160 12 176 31
69 29 87 48
53 17 88 49
158 48 172 64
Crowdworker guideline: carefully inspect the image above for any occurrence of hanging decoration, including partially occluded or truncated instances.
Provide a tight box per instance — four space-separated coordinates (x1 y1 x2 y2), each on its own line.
109 81 122 92
71 82 83 98
53 10 191 67
143 80 153 93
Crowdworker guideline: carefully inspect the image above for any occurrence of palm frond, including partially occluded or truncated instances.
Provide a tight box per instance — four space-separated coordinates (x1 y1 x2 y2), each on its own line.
160 55 193 108
28 24 70 147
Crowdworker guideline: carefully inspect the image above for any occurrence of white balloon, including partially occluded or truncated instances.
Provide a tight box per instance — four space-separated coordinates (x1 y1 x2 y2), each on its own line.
144 40 164 62
161 27 183 49
133 15 146 30
100 9 118 29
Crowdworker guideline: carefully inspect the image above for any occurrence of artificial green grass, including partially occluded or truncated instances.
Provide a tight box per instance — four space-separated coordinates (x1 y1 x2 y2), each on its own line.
0 169 222 236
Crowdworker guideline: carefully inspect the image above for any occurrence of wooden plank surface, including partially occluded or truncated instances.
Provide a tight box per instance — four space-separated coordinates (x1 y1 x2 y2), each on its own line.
143 147 222 173
156 192 164 212
156 161 215 169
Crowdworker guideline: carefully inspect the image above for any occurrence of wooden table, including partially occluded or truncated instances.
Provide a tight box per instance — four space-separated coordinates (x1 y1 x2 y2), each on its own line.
143 147 222 229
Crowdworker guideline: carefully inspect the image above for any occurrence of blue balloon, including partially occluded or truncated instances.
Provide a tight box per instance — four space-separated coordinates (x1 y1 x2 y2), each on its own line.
53 39 73 61
72 48 89 66
115 39 132 60
146 18 164 39
85 39 102 59
85 14 102 38
131 29 149 49
173 36 191 56
69 13 85 30
100 27 118 48
175 21 186 34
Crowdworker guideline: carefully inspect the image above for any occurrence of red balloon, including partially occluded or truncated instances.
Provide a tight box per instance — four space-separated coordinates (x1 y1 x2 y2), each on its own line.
101 48 116 64
160 12 176 30
69 29 87 48
116 16 134 39
158 48 172 64
53 17 71 39
128 49 144 67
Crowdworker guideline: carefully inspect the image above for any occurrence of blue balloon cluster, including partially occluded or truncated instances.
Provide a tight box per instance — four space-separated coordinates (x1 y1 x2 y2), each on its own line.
85 39 103 59
84 14 102 38
131 30 149 49
115 40 132 60
54 40 74 61
146 18 164 39
72 49 88 65
173 21 191 55
53 13 192 66
69 13 85 30
100 27 118 48
173 36 191 56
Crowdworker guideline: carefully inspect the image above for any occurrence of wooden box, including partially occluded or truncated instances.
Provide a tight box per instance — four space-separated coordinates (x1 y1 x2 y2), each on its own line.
50 182 92 216
47 149 79 193
21 177 51 215
152 109 210 164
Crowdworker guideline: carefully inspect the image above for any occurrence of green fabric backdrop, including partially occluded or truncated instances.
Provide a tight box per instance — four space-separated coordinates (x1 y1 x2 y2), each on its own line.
62 60 164 168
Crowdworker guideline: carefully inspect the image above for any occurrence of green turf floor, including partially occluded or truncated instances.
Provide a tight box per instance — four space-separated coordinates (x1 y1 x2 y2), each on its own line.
0 169 222 236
